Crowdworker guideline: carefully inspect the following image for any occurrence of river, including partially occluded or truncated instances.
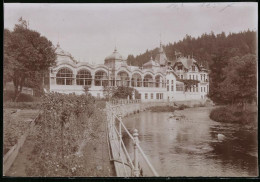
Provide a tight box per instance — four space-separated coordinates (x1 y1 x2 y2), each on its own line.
123 106 258 177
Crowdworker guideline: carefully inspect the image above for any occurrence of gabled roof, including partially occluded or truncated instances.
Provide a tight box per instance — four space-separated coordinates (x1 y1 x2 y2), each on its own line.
174 57 200 70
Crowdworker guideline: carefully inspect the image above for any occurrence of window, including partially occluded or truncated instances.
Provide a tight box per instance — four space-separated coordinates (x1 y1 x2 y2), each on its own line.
177 65 182 70
193 86 195 92
189 75 191 80
193 75 194 80
171 80 173 84
171 86 173 91
176 84 184 91
56 68 73 85
132 73 142 87
151 93 153 99
155 75 162 88
201 75 202 80
156 93 159 99
181 75 183 79
117 71 130 86
76 69 92 86
201 87 202 92
145 93 148 99
95 71 108 86
167 80 169 84
144 74 153 87
167 85 169 91
160 93 163 99
204 87 206 92
207 85 209 92
196 75 198 80
192 66 195 71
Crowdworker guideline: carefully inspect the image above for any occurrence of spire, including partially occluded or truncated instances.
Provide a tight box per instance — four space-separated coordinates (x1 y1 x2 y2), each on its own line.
114 46 117 53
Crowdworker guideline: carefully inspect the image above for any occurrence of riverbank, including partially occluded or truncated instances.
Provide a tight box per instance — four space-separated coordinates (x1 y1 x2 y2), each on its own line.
209 105 257 128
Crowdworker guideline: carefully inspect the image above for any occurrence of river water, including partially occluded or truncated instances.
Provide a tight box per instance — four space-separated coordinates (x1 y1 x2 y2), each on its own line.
123 106 258 177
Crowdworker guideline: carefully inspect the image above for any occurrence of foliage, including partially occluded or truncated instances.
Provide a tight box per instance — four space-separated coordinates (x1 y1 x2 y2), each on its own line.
209 54 257 107
126 30 257 106
112 86 134 99
103 85 116 100
178 104 189 110
210 106 257 125
26 93 100 176
4 17 56 101
103 85 141 100
126 30 256 68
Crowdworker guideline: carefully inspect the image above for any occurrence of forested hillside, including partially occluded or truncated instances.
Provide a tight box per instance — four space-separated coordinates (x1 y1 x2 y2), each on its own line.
126 30 256 68
127 30 257 106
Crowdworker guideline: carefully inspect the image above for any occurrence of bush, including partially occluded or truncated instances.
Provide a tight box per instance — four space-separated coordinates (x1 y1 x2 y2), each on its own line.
209 106 257 125
210 107 238 123
178 104 189 110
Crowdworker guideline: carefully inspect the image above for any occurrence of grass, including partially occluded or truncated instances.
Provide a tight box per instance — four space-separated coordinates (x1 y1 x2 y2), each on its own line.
3 102 42 109
149 106 176 112
148 104 191 112
4 90 41 102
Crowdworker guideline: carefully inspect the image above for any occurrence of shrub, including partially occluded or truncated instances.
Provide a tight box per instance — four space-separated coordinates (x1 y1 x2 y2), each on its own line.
178 104 189 110
26 93 99 176
210 106 241 123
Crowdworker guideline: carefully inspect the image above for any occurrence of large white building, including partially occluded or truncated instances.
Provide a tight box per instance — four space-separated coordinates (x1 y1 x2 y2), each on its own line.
49 43 209 101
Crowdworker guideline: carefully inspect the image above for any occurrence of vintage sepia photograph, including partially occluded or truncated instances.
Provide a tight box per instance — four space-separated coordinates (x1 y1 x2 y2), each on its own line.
3 2 258 177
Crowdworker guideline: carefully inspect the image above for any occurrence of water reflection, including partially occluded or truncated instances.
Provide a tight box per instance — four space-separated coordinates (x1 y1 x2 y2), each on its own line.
123 107 258 177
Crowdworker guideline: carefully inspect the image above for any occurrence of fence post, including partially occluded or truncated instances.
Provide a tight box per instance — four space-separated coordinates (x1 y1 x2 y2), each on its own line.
133 129 140 177
118 113 122 156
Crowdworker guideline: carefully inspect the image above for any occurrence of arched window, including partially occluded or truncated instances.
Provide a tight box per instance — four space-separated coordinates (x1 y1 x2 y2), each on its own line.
95 71 108 86
155 75 163 88
76 69 92 86
131 73 142 87
144 74 153 87
116 71 130 86
56 68 73 85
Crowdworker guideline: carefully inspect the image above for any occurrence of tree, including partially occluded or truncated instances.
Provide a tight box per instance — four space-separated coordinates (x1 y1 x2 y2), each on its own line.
234 54 257 109
4 17 57 101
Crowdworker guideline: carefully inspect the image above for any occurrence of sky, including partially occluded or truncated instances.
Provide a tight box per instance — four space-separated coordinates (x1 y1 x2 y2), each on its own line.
4 3 258 64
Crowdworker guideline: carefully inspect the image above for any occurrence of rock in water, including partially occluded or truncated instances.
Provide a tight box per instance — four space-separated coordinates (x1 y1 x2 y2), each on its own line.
217 134 225 141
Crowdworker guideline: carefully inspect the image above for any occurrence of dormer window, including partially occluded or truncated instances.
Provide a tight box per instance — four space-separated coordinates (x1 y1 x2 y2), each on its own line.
192 66 195 71
178 65 182 70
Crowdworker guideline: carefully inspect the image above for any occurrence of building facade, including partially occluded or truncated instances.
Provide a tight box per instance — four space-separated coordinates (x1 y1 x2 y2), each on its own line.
49 43 209 101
